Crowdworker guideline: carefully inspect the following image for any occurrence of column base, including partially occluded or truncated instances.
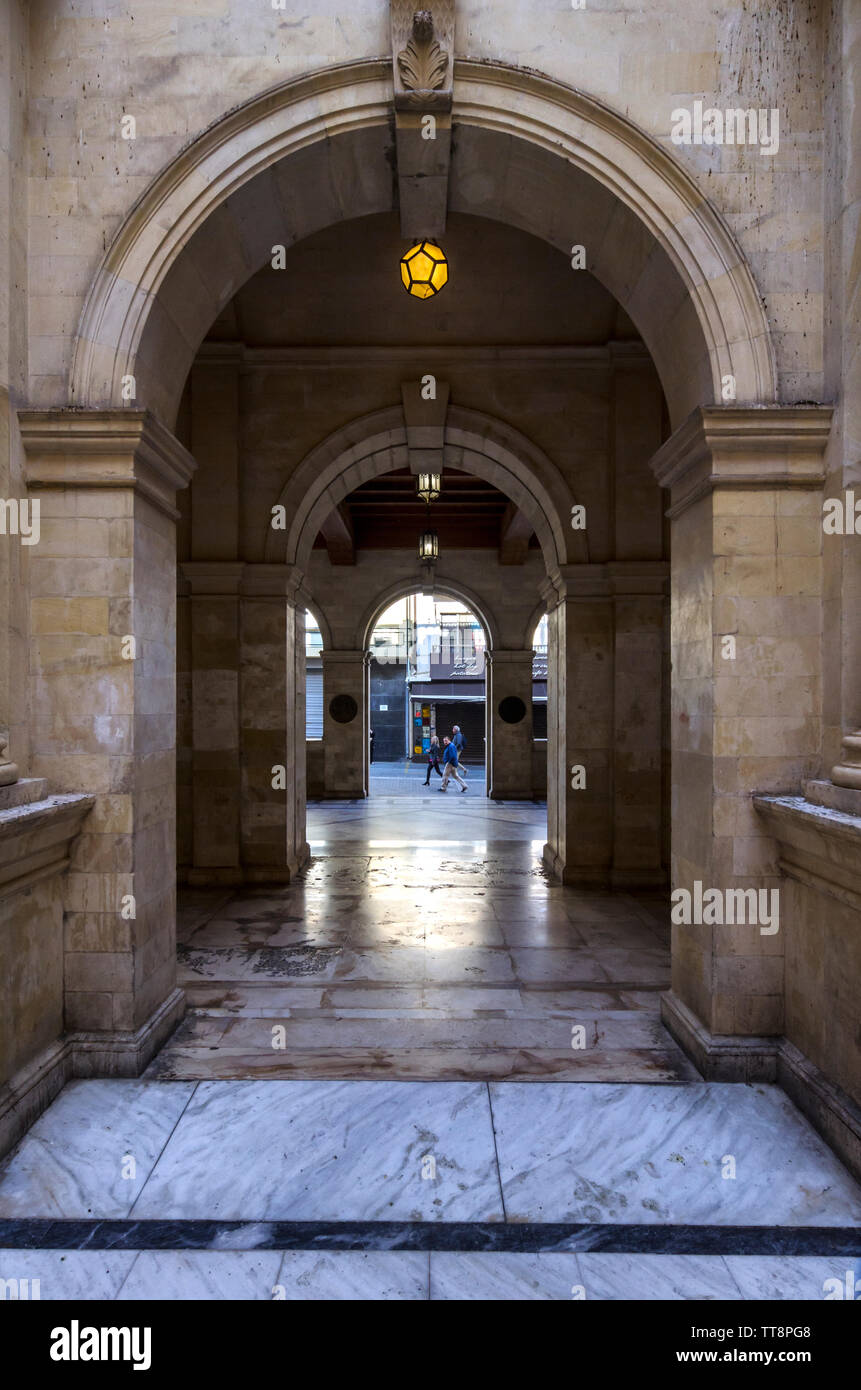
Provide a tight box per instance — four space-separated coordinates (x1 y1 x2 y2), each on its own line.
69 986 187 1079
542 843 564 882
610 866 668 890
187 866 246 887
0 987 187 1160
661 992 861 1184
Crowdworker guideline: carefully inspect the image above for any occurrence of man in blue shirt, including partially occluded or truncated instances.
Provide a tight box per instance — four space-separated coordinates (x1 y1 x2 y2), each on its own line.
451 724 468 779
440 735 467 792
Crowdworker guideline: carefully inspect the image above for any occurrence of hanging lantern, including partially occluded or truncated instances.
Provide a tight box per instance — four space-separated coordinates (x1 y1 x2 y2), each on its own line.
418 529 439 560
400 240 448 299
416 472 441 503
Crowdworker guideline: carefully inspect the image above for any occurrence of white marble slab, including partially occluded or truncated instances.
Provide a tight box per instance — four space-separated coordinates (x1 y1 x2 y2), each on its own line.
0 1080 197 1218
578 1253 742 1300
724 1256 861 1301
489 1082 861 1226
133 1079 503 1222
116 1251 284 1300
274 1250 428 1300
0 1249 138 1300
430 1251 583 1300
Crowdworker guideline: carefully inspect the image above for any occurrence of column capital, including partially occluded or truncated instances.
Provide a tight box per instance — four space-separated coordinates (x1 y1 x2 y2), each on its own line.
485 648 535 666
322 649 373 666
239 563 309 603
649 405 833 518
19 408 197 519
181 561 244 596
542 564 612 604
605 560 670 596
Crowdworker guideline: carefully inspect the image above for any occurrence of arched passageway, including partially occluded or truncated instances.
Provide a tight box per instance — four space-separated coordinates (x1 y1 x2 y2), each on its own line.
19 56 838 1147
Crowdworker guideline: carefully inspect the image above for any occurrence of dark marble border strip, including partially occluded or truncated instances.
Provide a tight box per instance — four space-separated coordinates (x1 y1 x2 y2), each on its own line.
0 1220 858 1256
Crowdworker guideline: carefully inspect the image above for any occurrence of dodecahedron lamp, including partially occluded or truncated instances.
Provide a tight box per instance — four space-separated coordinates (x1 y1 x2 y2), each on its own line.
400 241 448 299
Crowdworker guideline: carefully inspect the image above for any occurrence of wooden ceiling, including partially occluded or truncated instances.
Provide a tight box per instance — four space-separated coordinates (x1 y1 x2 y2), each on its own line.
313 466 538 562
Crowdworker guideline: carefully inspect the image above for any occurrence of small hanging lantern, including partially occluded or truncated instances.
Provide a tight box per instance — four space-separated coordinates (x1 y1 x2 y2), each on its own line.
418 529 439 561
416 472 441 503
400 240 449 299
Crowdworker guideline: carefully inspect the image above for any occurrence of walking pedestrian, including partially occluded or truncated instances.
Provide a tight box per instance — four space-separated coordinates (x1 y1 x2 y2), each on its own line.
440 735 468 792
423 734 443 785
452 724 468 778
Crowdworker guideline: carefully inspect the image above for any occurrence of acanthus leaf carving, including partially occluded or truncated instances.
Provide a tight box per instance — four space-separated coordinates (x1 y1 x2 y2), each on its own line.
397 10 449 97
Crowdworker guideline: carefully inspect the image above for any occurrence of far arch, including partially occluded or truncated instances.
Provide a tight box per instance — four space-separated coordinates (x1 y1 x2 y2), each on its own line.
265 405 583 576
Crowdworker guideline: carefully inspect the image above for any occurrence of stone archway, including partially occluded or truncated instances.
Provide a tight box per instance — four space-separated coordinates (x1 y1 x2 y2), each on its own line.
21 53 805 1096
67 59 776 429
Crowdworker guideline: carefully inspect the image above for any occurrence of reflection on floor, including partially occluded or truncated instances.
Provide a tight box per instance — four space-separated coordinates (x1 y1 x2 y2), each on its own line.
151 798 694 1082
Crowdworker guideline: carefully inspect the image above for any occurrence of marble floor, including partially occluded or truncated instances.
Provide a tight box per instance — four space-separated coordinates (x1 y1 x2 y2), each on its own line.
154 798 694 1082
0 1076 859 1299
3 799 859 1300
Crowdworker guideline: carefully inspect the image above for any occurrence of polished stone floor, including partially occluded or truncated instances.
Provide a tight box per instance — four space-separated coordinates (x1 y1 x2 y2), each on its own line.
153 798 693 1082
2 798 859 1300
0 1076 859 1299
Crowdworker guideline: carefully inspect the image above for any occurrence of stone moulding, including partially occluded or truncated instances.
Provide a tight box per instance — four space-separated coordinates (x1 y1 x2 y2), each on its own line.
649 404 833 517
19 409 197 520
67 58 776 430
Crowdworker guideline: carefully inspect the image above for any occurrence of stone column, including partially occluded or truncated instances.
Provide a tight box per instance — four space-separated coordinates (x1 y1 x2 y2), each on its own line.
542 566 615 885
486 650 534 799
181 562 243 885
650 406 832 1072
609 562 668 887
20 409 195 1072
321 650 370 798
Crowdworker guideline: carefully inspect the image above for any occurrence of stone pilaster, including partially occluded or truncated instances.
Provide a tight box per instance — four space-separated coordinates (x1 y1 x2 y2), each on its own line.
542 565 615 885
486 649 534 800
321 650 371 798
609 561 668 887
650 405 832 1053
181 561 243 885
20 409 195 1069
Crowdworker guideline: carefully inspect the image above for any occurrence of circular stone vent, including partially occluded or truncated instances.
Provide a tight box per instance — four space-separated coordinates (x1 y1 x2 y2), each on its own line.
328 694 359 724
498 696 527 725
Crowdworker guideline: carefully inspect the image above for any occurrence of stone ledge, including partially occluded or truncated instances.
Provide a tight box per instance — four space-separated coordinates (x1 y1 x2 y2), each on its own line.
0 793 95 900
753 793 861 913
0 777 49 812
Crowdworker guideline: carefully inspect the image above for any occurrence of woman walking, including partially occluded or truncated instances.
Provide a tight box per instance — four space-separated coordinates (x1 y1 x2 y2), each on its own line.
423 734 443 786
